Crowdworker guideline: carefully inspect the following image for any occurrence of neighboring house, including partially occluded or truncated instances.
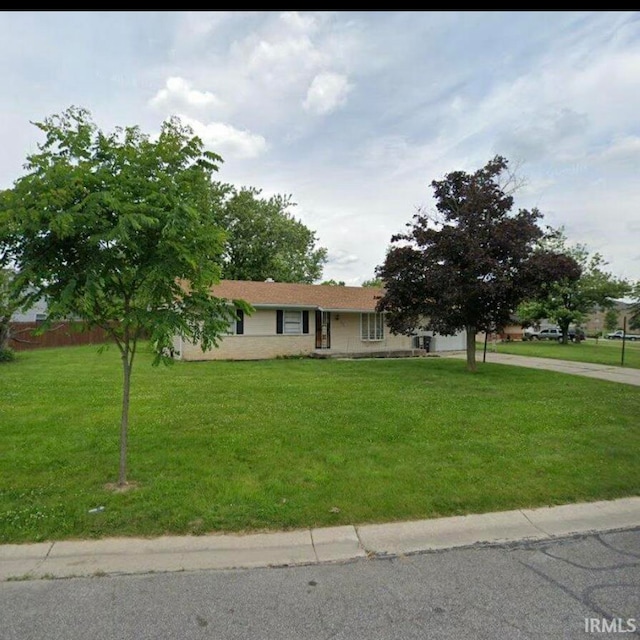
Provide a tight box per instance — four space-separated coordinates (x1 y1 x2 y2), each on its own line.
174 280 467 361
10 297 48 323
583 301 633 336
9 298 110 351
482 321 524 342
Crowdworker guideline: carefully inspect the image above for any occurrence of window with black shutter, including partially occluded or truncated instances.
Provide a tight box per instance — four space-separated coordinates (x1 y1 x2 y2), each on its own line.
236 309 244 335
276 309 309 335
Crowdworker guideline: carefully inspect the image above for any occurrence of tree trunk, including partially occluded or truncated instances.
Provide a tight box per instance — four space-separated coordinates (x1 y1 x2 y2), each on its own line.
466 325 477 372
0 319 9 350
559 320 570 345
119 348 132 487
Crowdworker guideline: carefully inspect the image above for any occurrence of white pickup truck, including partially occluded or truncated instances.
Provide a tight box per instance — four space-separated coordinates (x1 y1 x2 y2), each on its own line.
606 330 640 341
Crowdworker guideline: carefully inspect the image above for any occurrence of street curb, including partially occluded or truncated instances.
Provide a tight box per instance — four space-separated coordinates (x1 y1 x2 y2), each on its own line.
1 497 639 581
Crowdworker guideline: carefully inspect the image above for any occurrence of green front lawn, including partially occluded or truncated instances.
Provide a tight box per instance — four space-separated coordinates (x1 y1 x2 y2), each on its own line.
1 345 639 543
482 338 640 369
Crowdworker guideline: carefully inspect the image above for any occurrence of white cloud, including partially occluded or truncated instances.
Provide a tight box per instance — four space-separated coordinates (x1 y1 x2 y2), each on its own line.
172 12 257 50
180 11 235 37
303 72 351 115
239 30 324 82
150 77 221 110
279 11 317 32
446 45 640 168
177 114 267 159
155 12 359 136
599 135 640 162
327 250 359 266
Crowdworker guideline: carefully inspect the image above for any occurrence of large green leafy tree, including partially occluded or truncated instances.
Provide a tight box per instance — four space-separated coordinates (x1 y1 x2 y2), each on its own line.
377 156 555 372
517 231 630 343
0 107 248 486
604 308 619 333
212 184 327 283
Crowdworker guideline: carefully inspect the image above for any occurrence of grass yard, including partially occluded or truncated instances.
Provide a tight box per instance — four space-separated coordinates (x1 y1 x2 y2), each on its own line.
1 344 639 543
482 337 640 369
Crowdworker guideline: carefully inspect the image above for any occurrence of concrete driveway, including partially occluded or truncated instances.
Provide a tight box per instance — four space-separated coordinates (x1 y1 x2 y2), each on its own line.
448 352 640 386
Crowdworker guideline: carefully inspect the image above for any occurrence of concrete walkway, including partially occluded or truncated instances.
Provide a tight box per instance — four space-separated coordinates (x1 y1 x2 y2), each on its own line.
448 351 640 386
2 497 639 581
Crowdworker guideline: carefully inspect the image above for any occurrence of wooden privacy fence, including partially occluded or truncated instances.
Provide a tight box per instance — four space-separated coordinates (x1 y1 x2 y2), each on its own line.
8 322 112 351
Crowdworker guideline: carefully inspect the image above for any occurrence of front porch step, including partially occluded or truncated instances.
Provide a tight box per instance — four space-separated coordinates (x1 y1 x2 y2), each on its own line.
310 349 438 360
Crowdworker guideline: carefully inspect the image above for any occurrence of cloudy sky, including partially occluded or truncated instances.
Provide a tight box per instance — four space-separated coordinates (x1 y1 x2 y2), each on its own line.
1 11 639 284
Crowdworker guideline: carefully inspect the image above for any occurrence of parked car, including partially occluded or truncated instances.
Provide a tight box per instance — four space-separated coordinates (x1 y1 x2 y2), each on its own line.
570 328 586 343
539 328 563 341
606 330 640 341
523 327 585 342
523 327 561 341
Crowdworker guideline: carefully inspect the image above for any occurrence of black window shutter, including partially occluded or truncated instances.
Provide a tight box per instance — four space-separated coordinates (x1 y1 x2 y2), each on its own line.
302 310 309 334
276 310 284 334
236 309 244 335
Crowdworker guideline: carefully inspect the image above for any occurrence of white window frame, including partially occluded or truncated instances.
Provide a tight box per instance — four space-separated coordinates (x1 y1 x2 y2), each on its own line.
283 310 303 335
361 313 384 341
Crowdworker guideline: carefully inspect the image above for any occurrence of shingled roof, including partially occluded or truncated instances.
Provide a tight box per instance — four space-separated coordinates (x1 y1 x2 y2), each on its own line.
211 280 383 312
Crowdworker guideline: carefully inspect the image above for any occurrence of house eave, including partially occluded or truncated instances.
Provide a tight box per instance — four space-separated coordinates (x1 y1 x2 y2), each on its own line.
319 307 381 314
249 304 381 313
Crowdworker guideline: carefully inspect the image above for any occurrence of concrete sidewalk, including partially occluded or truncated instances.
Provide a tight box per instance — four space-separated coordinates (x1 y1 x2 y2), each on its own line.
448 351 640 386
2 497 639 581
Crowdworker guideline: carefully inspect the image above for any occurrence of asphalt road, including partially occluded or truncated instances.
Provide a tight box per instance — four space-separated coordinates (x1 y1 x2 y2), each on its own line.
2 528 639 640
